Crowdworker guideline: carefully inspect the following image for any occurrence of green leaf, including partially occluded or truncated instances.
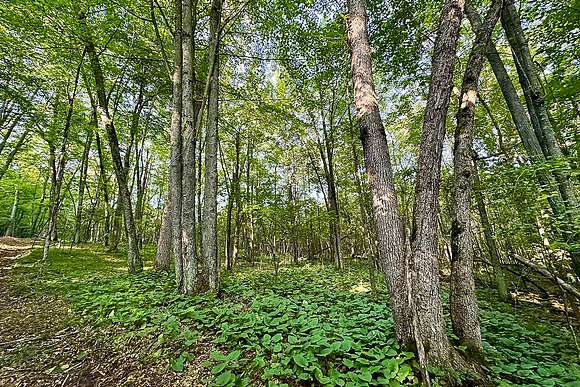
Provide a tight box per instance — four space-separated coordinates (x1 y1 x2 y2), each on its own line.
359 370 372 382
215 371 234 386
212 363 228 375
293 353 309 368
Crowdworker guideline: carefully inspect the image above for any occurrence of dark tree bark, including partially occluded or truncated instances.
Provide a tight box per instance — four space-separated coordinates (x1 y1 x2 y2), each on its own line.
346 0 412 350
449 0 502 360
409 0 464 367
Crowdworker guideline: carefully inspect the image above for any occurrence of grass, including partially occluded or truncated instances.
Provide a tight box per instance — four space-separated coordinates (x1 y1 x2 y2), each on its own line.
7 246 580 386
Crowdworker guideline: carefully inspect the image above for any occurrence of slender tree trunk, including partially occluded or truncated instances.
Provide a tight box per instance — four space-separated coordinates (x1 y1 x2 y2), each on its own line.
43 52 84 261
84 29 142 273
500 0 580 276
410 0 465 367
473 160 508 300
226 130 241 270
171 0 184 289
5 187 18 237
346 0 412 349
181 0 198 294
74 130 93 243
449 0 501 360
202 0 223 293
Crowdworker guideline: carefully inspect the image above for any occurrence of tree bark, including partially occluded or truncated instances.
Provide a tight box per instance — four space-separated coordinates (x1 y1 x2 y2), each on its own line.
5 187 18 237
410 0 464 367
473 159 508 301
155 202 172 271
74 130 93 244
181 0 198 294
83 27 142 273
226 129 241 270
346 0 412 350
500 0 580 276
171 0 184 289
202 0 223 293
42 52 84 261
449 0 501 360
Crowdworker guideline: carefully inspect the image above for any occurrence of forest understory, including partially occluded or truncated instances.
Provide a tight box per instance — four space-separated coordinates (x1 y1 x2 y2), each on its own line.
0 238 578 387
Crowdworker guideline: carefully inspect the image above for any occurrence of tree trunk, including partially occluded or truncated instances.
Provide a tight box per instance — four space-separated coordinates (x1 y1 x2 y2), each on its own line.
42 52 84 261
473 160 508 301
346 0 412 350
201 0 223 293
226 130 241 270
500 0 580 277
84 28 142 273
409 0 464 367
74 130 93 244
5 187 18 237
449 0 501 360
155 202 172 272
181 0 198 294
170 0 184 289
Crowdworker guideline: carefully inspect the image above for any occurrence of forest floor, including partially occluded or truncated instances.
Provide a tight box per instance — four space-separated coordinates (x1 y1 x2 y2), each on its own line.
0 240 579 386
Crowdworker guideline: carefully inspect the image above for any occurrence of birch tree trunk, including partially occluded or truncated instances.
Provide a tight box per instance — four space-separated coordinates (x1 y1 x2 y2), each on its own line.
346 0 412 350
449 0 502 360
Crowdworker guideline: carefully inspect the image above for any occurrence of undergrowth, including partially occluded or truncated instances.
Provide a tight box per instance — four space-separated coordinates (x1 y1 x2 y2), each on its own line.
10 246 580 386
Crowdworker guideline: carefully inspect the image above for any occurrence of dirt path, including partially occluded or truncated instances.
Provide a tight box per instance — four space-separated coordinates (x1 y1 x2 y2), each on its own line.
0 238 198 387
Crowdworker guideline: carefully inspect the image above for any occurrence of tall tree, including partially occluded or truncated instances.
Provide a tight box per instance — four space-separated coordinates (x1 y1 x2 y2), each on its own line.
42 51 84 261
82 17 142 273
171 0 185 289
346 0 412 350
202 0 224 293
450 0 502 360
409 0 465 367
181 0 198 294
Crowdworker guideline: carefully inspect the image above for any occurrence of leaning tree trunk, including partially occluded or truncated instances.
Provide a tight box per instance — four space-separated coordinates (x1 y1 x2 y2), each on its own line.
500 0 580 277
449 0 502 361
83 27 142 273
346 0 412 350
466 8 564 219
409 0 465 367
202 0 223 293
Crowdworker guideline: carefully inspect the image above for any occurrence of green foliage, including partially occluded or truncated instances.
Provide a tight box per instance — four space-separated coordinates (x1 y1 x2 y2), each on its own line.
14 248 580 386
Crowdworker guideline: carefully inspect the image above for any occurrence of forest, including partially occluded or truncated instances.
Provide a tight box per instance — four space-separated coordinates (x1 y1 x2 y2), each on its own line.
0 0 579 385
